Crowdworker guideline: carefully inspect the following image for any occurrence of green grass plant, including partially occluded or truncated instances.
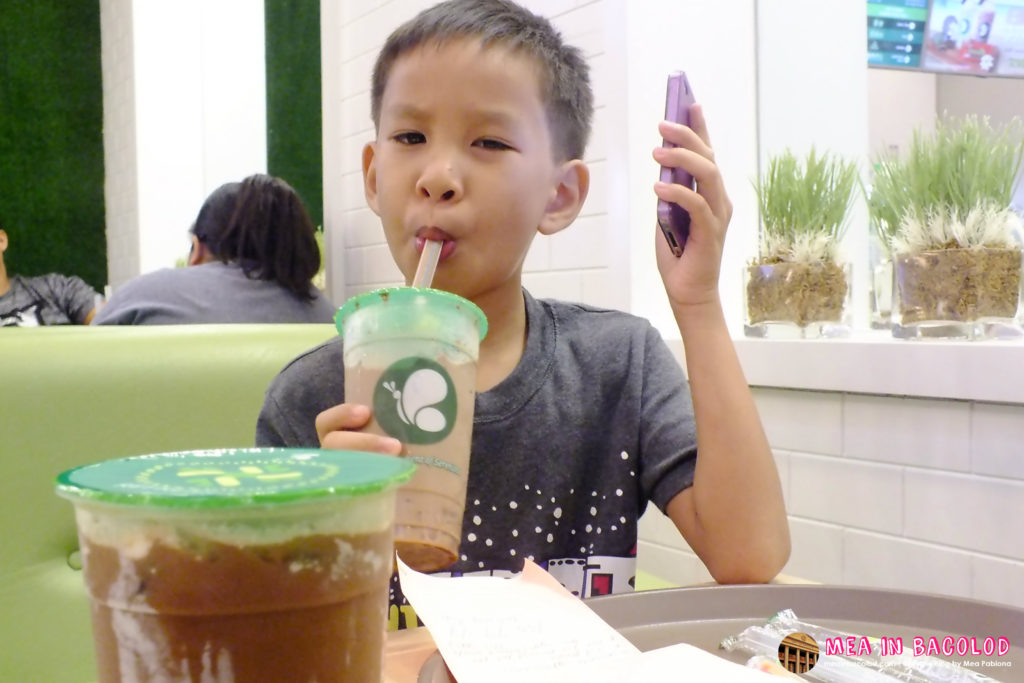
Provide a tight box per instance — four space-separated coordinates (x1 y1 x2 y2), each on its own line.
754 147 860 263
870 115 1024 254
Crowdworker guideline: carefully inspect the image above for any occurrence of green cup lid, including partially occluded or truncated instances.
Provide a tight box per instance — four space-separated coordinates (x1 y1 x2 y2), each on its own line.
55 448 415 509
335 286 488 341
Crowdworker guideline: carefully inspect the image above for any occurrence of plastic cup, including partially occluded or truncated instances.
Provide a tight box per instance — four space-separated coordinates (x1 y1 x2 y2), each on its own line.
55 447 414 683
336 287 487 573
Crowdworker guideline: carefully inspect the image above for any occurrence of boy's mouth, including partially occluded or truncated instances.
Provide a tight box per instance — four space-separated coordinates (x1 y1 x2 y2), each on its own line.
415 228 456 260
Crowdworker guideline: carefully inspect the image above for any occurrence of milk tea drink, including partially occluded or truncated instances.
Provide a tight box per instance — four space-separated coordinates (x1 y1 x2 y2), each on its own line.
337 288 487 573
56 448 414 683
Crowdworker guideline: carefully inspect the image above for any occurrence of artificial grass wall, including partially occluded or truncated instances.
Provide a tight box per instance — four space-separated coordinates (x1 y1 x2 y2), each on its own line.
0 0 106 291
265 0 323 229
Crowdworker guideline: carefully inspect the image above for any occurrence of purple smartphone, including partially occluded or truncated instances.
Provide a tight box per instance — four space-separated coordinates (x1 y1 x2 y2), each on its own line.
657 71 696 256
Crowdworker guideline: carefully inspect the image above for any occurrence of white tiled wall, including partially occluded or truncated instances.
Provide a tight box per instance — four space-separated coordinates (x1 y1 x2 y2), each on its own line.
321 0 617 307
638 389 1024 609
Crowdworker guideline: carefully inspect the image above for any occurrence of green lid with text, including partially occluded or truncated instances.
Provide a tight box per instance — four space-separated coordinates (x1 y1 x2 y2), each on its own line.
55 448 415 509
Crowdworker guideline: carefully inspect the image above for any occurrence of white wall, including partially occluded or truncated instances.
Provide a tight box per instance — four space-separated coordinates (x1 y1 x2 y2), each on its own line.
867 69 937 158
101 0 267 288
99 0 140 289
640 387 1024 610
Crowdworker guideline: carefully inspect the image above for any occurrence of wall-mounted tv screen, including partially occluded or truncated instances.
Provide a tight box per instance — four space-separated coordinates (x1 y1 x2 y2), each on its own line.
869 0 1024 77
868 0 929 68
922 0 1024 76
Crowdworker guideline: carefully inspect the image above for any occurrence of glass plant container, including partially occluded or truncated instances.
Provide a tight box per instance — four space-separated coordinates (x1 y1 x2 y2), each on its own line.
744 261 853 339
892 247 1023 340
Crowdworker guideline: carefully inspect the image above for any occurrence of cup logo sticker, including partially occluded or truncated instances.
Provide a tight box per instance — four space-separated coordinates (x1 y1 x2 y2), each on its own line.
374 357 456 444
176 464 304 488
132 455 339 494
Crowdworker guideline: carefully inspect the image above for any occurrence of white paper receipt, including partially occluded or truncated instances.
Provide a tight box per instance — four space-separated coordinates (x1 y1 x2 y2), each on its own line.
396 555 774 682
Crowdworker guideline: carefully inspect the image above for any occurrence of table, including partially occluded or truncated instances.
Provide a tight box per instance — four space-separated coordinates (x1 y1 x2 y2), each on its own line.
386 584 1024 682
383 627 438 683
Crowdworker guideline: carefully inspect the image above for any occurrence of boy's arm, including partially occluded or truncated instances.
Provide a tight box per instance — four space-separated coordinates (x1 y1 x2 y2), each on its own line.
652 105 790 583
665 298 789 584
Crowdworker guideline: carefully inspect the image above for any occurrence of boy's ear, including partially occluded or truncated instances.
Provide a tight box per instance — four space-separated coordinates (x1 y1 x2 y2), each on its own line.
362 142 381 216
0 229 7 254
538 160 590 236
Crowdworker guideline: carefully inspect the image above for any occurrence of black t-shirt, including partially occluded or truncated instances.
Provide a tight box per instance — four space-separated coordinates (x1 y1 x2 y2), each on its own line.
256 291 697 628
0 274 97 326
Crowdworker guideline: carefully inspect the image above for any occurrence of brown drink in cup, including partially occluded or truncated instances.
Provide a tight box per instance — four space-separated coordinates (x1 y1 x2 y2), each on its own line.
56 448 414 682
337 287 487 573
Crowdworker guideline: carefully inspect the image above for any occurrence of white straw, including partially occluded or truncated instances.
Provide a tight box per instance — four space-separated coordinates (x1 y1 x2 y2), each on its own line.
411 238 443 288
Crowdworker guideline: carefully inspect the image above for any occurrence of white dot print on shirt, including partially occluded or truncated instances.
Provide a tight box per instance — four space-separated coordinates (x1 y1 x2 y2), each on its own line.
485 538 493 546
553 507 563 519
509 501 518 509
621 451 629 460
512 529 519 537
467 533 477 542
473 515 482 525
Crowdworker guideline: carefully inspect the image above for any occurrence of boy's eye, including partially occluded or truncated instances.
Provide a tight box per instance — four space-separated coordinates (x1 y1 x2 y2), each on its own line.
393 132 425 145
474 138 512 151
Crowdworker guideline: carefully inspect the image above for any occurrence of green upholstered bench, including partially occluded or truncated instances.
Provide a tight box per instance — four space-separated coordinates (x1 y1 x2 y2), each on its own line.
0 324 336 681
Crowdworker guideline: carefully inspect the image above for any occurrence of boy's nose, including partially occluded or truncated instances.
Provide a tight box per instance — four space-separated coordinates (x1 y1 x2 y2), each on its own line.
415 160 463 202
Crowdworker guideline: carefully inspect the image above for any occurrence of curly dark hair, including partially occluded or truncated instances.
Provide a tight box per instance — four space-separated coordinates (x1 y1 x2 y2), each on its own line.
191 174 321 301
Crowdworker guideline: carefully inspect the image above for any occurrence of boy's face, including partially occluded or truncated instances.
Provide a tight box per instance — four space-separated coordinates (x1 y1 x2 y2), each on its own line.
363 39 586 301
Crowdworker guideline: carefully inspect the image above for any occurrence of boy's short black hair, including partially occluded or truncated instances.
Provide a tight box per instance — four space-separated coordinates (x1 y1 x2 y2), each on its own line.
371 0 593 162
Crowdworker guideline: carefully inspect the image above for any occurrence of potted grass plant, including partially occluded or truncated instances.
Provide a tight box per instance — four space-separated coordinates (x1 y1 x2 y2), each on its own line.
870 115 1024 339
745 147 860 338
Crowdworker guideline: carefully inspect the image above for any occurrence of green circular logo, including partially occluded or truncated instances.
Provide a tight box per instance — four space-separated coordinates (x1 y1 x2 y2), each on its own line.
373 357 457 444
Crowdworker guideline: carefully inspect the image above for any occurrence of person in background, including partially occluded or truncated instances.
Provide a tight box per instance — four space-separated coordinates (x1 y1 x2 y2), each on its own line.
94 173 335 325
0 222 99 326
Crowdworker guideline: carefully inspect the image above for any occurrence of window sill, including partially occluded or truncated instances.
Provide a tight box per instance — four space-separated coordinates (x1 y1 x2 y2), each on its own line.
667 330 1024 404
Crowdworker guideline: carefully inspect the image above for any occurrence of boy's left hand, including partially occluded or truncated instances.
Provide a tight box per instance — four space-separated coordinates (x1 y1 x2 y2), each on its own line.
652 103 733 310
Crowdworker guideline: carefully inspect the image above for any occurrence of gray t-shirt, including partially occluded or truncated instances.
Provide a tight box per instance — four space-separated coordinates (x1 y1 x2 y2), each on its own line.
93 261 336 325
0 274 98 326
256 290 697 628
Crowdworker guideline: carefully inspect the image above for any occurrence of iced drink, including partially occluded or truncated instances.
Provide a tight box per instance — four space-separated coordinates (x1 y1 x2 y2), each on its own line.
56 448 414 683
337 287 487 573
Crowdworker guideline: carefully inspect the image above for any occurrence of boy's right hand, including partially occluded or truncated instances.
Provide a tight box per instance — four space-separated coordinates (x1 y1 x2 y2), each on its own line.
315 403 404 455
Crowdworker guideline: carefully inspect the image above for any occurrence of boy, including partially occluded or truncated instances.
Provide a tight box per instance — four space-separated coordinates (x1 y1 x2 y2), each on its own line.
256 0 789 628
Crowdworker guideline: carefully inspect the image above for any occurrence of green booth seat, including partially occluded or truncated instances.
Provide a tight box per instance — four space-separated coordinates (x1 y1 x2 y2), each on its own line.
0 323 336 681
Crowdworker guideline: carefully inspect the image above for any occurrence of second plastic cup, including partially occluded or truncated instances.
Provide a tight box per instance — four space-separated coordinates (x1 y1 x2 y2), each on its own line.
337 287 488 573
56 447 414 683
